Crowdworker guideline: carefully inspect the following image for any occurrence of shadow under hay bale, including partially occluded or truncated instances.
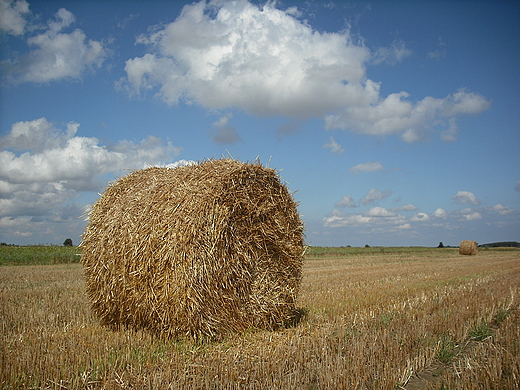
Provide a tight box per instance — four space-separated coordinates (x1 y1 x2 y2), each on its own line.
81 159 305 339
459 240 478 255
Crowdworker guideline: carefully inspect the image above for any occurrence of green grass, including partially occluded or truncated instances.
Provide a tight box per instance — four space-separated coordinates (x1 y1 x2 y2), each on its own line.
2 245 435 265
469 320 493 341
0 245 81 265
437 333 459 364
3 245 517 265
306 245 446 257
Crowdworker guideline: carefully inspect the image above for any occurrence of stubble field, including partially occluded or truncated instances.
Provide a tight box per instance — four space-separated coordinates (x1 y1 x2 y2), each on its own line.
1 247 519 389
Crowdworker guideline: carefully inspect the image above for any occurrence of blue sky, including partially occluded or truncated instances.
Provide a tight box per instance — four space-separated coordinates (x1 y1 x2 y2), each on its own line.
1 0 519 247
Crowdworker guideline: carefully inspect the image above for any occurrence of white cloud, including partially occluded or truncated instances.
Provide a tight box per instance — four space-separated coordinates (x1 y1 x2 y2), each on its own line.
432 208 447 218
323 206 405 229
440 89 491 116
367 207 396 217
160 160 197 169
335 195 356 208
393 204 418 211
0 208 87 244
463 211 482 221
121 0 369 117
323 213 371 228
2 6 107 83
325 88 491 143
319 188 517 244
350 161 384 174
439 118 458 142
372 39 412 65
396 223 411 230
0 180 76 217
489 204 516 216
411 212 430 222
0 118 183 218
0 0 30 35
323 136 344 154
211 113 242 144
360 188 392 205
1 135 180 189
451 190 480 205
119 0 490 142
0 117 78 151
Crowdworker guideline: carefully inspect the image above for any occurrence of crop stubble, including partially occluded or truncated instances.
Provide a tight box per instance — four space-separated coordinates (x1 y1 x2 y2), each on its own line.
1 248 519 389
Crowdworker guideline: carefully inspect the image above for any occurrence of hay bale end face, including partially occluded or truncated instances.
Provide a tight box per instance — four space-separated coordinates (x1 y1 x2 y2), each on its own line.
81 159 305 339
459 240 478 255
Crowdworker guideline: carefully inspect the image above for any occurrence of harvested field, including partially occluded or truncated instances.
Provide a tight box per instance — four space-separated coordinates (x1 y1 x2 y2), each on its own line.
1 247 519 389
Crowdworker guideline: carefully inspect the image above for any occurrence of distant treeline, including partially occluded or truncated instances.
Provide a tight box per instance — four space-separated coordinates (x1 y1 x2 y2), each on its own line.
479 241 520 248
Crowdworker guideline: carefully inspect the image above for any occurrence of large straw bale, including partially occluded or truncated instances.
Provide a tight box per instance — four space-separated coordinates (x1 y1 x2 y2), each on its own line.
81 159 305 339
459 240 478 255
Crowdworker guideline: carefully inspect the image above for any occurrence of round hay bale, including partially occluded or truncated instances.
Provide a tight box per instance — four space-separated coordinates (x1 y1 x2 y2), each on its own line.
81 159 305 339
459 240 478 255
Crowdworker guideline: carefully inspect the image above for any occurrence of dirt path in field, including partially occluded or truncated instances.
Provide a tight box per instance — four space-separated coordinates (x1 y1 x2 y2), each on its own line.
401 362 445 390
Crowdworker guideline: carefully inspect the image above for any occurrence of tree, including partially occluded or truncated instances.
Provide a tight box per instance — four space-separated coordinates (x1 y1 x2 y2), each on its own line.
438 242 444 248
63 238 73 247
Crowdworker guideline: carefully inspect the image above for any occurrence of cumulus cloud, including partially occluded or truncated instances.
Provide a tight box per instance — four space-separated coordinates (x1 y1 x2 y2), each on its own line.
489 204 516 216
325 88 491 142
120 0 369 117
323 206 405 229
367 207 396 217
335 195 356 208
360 188 392 205
1 6 107 83
0 180 76 218
0 118 182 218
0 117 78 152
411 212 430 222
323 136 344 154
0 0 30 35
393 204 418 212
350 161 384 174
321 188 517 241
432 208 447 218
323 213 371 228
451 190 480 206
461 209 482 221
119 0 490 142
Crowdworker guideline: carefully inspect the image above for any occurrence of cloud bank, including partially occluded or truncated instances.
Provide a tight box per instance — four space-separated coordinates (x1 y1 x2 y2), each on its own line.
0 118 182 220
322 189 518 243
119 0 490 142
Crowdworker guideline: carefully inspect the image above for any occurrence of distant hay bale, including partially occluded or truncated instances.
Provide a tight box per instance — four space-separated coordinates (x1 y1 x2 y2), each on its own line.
459 240 478 255
81 159 305 339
